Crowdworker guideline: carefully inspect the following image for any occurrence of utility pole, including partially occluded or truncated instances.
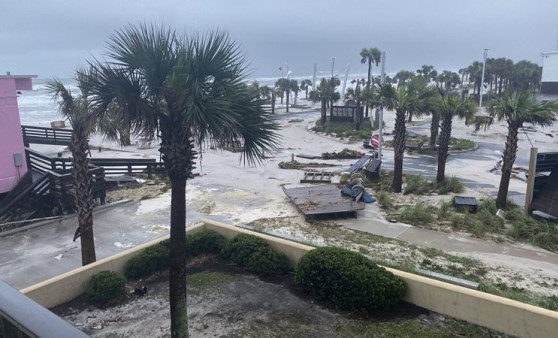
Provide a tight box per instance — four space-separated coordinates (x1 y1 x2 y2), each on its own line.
479 49 488 109
378 51 386 163
312 62 317 92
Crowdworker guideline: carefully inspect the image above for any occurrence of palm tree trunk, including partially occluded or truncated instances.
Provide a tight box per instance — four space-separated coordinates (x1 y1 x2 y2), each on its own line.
437 113 452 182
430 112 439 149
496 122 519 209
320 100 327 125
286 91 290 113
160 123 197 338
365 59 371 118
70 129 96 265
271 92 275 114
305 88 309 99
392 109 406 192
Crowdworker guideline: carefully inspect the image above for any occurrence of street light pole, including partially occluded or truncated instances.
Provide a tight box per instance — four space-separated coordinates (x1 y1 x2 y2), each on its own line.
479 49 488 109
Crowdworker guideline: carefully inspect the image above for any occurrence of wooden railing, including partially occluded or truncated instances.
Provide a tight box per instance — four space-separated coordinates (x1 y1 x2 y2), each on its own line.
25 148 165 178
48 166 107 205
21 125 72 146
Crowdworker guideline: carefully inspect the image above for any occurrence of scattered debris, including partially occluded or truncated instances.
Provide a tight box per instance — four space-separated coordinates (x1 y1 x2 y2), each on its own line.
321 148 364 160
278 161 336 170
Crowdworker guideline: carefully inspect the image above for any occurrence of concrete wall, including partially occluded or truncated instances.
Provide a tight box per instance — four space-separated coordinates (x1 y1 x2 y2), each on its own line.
0 76 32 193
22 219 558 338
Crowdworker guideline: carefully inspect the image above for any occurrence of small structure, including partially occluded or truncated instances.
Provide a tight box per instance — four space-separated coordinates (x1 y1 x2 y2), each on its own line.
528 151 558 218
0 73 37 196
364 159 381 180
541 51 558 95
454 196 478 213
330 105 363 122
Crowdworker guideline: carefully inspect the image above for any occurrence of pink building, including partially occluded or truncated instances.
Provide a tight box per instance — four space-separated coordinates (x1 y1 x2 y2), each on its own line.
0 73 37 194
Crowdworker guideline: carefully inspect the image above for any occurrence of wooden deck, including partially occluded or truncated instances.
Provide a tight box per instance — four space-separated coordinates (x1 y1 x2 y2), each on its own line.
300 171 332 184
283 184 364 218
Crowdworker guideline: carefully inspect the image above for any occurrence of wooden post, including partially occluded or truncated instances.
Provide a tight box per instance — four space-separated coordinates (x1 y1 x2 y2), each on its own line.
524 147 538 216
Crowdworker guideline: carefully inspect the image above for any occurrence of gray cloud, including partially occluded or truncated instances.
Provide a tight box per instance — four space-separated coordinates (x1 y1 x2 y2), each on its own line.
1 0 556 78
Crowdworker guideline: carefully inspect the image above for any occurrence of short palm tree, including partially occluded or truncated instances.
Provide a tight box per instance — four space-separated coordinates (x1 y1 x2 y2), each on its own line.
434 90 475 182
309 78 330 125
474 91 557 208
379 77 433 192
300 79 312 99
47 79 98 266
82 24 280 338
360 47 382 117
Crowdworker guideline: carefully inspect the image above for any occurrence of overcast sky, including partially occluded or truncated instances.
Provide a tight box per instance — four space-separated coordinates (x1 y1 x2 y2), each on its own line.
1 0 557 79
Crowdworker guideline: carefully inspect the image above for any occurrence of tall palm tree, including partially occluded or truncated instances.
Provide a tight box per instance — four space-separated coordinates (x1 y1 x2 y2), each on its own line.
299 79 312 99
416 64 437 83
434 90 475 182
393 70 415 87
474 91 557 208
379 77 433 192
290 79 299 106
82 24 280 338
47 79 98 266
360 47 382 118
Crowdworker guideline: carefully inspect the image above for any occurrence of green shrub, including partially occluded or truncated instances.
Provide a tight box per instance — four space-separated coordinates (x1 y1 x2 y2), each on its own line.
295 247 406 311
221 234 291 277
435 176 464 194
125 241 170 280
187 230 226 258
87 271 126 306
404 175 433 195
377 191 394 210
399 203 434 226
437 201 452 220
449 138 475 151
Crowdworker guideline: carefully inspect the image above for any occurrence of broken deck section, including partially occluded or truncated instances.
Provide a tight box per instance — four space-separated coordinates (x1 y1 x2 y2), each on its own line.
283 184 364 219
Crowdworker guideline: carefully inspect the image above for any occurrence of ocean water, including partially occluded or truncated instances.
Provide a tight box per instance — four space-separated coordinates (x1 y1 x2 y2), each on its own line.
17 72 383 126
17 78 77 127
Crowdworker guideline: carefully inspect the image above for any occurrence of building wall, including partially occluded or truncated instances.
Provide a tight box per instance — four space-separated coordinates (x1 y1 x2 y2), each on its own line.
0 79 29 194
541 52 558 95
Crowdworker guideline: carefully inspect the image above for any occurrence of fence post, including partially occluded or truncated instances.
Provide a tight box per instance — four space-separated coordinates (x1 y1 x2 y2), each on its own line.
147 164 152 179
524 147 538 216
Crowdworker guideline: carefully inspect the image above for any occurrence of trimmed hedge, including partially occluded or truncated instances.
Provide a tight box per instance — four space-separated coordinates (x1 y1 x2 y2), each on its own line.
295 247 406 311
124 230 227 280
186 230 226 258
87 271 126 306
221 234 291 277
125 241 170 280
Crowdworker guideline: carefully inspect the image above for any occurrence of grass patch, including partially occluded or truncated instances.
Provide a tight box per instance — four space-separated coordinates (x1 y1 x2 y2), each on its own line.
435 176 464 194
187 271 235 290
333 316 499 338
312 120 373 141
505 209 558 253
404 176 434 195
384 135 475 152
399 203 435 226
377 191 394 210
479 282 558 311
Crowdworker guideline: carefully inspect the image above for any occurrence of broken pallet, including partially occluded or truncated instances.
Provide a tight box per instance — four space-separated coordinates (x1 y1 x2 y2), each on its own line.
300 171 332 184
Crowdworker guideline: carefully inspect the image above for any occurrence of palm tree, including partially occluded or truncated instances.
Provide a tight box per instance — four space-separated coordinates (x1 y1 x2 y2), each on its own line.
379 77 433 192
474 91 557 208
309 78 339 125
82 25 280 337
393 70 415 87
290 79 299 106
434 90 475 182
47 79 98 266
360 47 382 117
416 64 437 83
299 79 312 99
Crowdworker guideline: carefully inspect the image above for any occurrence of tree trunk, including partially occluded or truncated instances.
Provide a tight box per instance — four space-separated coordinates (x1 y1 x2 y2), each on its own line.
160 123 197 338
354 102 362 131
392 109 406 193
286 90 290 113
70 129 96 265
305 88 309 99
496 122 519 209
271 92 275 114
365 59 371 118
320 100 327 125
437 113 452 182
430 111 439 149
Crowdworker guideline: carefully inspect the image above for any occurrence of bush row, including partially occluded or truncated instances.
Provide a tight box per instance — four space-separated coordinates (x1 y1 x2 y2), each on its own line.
88 231 407 312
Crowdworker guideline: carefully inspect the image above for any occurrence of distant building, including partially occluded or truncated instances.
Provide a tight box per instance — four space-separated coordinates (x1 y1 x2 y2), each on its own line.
0 73 37 195
541 51 558 95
